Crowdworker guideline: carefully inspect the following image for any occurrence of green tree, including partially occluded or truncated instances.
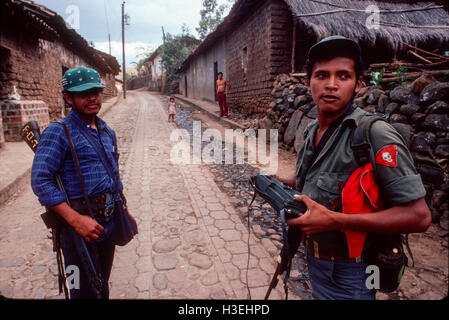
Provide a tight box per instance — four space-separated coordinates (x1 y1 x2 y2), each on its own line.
196 0 234 40
125 72 134 80
131 46 156 75
159 28 199 80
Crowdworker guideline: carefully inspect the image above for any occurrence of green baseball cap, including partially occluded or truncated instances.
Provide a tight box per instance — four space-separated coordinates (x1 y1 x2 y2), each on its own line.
62 66 106 92
307 35 361 63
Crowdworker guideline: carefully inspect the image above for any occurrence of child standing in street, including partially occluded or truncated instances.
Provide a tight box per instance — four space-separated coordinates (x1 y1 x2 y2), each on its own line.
168 97 176 123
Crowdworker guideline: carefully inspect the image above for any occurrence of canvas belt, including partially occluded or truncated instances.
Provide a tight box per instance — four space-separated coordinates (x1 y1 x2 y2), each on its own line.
70 193 116 218
306 238 362 263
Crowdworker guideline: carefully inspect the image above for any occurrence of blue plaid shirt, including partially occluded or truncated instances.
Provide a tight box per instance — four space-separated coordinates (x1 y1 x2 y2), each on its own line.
31 110 123 207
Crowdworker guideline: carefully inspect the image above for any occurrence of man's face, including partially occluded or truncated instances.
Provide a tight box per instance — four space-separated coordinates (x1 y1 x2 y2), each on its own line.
217 73 223 80
64 88 103 117
307 57 362 114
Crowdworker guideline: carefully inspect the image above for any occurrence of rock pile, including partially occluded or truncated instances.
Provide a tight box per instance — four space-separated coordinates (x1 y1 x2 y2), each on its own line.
260 73 449 226
258 74 317 148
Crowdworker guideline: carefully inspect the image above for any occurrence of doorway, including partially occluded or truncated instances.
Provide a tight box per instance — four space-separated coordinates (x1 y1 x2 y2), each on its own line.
213 62 218 101
0 46 11 100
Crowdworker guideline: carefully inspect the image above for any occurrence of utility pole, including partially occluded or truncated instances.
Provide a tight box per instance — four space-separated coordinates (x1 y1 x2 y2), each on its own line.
122 1 126 99
104 0 111 55
108 34 111 55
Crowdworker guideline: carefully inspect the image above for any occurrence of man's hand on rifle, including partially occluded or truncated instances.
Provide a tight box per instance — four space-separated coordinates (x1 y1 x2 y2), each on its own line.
50 202 104 242
287 195 339 235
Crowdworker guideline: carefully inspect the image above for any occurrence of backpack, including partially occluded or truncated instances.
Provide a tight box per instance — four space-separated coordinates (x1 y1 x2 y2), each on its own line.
350 115 415 293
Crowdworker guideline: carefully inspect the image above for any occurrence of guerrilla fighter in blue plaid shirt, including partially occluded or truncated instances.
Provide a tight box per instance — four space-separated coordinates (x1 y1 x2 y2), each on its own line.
31 110 122 207
31 66 123 299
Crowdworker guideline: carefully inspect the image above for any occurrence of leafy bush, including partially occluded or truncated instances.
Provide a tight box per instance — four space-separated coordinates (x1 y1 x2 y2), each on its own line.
370 68 385 86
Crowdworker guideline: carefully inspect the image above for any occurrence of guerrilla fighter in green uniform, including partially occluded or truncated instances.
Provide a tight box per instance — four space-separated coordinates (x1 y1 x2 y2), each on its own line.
274 36 431 299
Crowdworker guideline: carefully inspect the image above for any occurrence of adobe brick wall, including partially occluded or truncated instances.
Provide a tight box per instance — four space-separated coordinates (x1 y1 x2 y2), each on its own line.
1 21 116 122
226 0 292 118
1 100 49 142
103 73 117 98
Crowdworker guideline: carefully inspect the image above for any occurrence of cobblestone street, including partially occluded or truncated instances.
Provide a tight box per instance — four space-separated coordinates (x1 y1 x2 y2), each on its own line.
0 90 446 300
0 91 288 300
1 0 448 304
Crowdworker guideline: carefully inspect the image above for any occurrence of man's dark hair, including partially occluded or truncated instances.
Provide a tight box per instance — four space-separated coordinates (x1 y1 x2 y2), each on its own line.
63 92 74 106
217 72 223 76
306 48 365 80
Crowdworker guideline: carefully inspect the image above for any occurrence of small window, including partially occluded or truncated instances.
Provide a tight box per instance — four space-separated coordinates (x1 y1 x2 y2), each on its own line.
242 47 248 73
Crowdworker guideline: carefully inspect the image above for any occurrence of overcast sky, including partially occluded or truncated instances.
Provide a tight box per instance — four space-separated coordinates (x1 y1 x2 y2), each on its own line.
37 0 231 69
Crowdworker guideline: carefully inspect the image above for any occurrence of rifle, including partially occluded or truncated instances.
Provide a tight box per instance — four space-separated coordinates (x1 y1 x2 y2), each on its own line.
21 121 104 299
264 226 302 300
248 175 305 300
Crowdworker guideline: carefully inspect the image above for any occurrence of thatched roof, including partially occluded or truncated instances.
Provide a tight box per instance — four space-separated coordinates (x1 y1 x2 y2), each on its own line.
2 0 121 74
178 0 449 72
285 0 449 54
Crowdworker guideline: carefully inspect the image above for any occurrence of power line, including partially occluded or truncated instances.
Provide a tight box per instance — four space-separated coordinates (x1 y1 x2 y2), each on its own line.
104 0 111 55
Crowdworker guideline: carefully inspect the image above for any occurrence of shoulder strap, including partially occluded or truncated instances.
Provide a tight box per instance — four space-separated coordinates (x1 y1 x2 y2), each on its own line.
70 119 119 193
58 121 95 218
297 106 355 192
315 106 355 159
350 115 387 167
350 116 415 266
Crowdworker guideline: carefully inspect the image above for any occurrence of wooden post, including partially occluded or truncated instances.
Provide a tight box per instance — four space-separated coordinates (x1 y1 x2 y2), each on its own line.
291 19 297 74
122 1 126 99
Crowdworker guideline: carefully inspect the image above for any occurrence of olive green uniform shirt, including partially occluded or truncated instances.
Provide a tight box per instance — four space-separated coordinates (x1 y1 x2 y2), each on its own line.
295 107 426 252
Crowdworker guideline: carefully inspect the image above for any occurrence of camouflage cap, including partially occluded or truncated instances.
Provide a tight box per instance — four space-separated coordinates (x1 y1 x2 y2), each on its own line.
62 66 106 93
307 35 361 63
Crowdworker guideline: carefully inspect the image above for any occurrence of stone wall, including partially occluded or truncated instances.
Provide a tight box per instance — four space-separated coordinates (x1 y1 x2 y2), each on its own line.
226 0 292 118
127 75 152 91
164 78 180 95
0 100 49 142
127 74 167 92
262 73 449 226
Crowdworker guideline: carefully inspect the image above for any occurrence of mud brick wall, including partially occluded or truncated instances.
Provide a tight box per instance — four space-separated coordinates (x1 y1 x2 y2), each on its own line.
226 0 292 118
103 73 118 98
1 31 116 122
1 100 49 142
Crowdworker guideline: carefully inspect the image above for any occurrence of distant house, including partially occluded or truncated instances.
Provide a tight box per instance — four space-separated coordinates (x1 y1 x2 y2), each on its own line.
143 48 166 92
177 0 449 118
0 0 121 123
141 36 200 93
